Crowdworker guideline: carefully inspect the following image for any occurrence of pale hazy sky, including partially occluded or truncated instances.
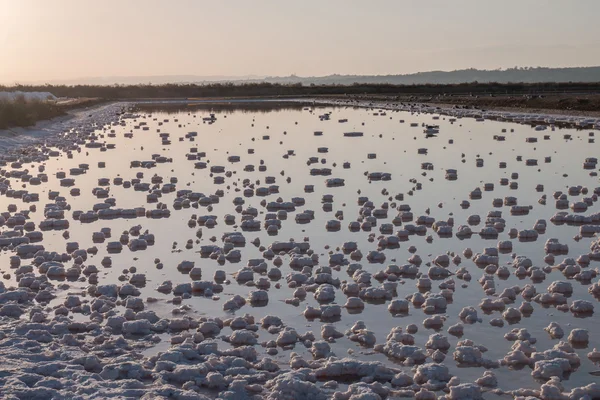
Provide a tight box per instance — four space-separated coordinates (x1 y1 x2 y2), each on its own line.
1 0 600 83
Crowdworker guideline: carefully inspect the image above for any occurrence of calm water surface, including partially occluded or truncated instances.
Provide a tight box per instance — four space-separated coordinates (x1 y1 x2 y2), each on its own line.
2 104 599 395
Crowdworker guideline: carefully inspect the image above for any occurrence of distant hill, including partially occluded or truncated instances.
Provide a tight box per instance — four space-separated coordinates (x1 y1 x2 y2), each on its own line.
260 67 600 85
9 66 600 86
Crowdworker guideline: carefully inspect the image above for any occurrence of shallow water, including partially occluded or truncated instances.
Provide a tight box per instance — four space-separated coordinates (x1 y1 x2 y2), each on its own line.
2 103 599 395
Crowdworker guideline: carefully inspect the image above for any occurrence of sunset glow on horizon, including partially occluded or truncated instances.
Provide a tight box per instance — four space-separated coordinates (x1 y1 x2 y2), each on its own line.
1 0 600 83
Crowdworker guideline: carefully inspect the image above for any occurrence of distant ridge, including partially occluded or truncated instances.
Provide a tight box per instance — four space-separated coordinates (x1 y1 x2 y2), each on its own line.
261 67 600 85
6 66 600 86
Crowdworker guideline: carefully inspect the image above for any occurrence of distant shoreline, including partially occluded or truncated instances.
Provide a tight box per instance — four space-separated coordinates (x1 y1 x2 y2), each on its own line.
315 94 600 119
131 95 600 121
2 90 599 139
2 80 600 131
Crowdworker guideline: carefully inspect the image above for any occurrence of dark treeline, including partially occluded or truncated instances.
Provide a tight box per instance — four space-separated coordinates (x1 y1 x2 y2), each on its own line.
3 81 600 100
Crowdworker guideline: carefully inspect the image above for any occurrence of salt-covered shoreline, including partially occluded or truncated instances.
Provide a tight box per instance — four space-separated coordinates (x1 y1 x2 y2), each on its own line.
2 98 597 153
307 98 600 131
0 102 131 151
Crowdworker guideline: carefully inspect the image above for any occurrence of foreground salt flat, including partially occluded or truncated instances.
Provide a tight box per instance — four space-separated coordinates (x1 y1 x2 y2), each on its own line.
0 102 599 399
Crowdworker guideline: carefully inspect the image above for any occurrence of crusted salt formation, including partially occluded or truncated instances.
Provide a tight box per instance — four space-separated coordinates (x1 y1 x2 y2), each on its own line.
1 100 599 399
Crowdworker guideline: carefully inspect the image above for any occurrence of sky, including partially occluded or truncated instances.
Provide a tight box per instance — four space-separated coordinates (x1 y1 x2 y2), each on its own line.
1 0 600 84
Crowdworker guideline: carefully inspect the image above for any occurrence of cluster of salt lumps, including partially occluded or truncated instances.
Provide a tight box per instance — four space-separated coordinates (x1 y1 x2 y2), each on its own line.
3 102 600 399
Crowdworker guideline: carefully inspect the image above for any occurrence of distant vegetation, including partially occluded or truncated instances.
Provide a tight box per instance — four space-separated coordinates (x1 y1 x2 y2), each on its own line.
0 95 65 130
3 80 600 101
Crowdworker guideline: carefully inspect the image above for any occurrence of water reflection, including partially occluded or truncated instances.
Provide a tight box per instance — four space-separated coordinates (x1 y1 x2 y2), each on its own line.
2 104 599 396
134 101 311 115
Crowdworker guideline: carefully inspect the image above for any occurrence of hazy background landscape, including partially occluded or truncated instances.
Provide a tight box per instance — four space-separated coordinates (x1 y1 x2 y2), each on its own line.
19 67 600 86
3 0 600 128
2 0 600 86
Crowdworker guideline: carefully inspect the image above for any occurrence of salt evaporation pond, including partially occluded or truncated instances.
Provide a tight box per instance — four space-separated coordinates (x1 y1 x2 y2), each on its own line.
1 101 600 399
